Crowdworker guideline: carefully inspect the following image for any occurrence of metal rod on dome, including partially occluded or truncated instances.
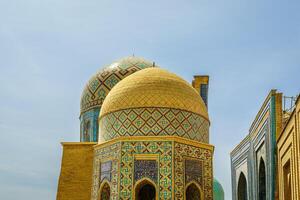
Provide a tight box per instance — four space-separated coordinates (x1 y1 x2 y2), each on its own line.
153 62 155 67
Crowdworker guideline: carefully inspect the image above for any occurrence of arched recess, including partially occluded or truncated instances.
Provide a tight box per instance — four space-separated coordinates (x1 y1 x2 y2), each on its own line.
258 158 266 200
185 181 204 200
83 120 91 141
98 180 111 200
134 178 158 200
237 172 248 200
283 160 291 200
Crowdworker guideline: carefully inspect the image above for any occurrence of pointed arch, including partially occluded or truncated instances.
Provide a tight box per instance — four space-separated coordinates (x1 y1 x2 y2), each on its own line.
98 180 111 200
258 158 266 200
237 172 248 200
185 180 204 200
134 178 158 200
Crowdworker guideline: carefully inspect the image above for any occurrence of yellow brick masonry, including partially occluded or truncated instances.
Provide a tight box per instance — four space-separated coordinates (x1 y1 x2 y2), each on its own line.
192 75 209 96
56 142 97 200
277 95 300 200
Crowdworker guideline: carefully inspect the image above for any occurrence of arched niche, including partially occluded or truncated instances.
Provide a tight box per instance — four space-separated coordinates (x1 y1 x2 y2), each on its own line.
237 172 248 200
258 158 266 200
185 181 204 200
83 120 91 141
134 178 157 200
98 180 111 200
283 160 291 200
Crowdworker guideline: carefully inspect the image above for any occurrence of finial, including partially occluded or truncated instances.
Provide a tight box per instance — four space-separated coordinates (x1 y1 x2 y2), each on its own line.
132 53 135 57
153 62 155 67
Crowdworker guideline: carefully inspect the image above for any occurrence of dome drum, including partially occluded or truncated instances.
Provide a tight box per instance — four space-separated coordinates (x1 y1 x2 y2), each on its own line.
99 107 209 143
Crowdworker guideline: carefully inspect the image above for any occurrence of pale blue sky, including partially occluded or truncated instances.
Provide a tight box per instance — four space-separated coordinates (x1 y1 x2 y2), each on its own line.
0 0 299 199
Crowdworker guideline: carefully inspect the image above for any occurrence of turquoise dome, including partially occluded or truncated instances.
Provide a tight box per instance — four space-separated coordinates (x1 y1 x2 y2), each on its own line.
80 56 155 114
213 178 224 200
79 56 155 142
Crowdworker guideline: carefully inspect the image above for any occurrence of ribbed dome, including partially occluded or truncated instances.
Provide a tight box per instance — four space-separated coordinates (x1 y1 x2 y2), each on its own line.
80 56 155 114
100 68 209 120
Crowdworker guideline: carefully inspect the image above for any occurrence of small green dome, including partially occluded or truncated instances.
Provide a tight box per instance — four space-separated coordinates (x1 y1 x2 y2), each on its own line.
213 178 224 200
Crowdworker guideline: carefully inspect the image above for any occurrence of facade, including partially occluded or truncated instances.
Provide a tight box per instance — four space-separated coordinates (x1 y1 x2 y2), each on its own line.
57 56 224 200
277 96 300 200
230 90 283 200
231 90 300 200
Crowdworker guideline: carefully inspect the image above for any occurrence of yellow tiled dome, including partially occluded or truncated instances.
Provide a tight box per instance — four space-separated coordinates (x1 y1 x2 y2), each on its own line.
100 68 209 121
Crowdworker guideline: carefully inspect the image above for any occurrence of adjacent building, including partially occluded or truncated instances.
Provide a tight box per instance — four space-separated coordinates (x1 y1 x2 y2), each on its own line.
231 90 283 200
231 90 299 200
277 96 300 200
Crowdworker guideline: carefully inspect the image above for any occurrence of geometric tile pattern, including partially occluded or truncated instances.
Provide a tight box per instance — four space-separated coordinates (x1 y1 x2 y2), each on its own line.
92 143 121 200
100 107 209 143
80 56 154 114
100 68 209 120
174 142 213 200
120 141 173 200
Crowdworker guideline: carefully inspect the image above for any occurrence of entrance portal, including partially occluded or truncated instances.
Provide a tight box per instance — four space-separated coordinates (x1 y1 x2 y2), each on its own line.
237 172 248 200
100 182 110 200
186 183 201 200
135 180 156 200
258 159 266 200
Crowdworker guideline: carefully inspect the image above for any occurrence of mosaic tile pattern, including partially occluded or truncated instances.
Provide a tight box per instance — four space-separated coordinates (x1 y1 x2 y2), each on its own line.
80 108 100 142
134 160 158 184
100 107 209 143
120 141 173 200
80 57 154 114
174 142 213 200
185 159 203 186
92 143 121 200
100 161 112 182
92 140 213 200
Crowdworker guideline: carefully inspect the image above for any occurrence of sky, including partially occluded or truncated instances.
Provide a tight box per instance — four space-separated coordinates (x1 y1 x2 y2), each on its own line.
0 0 299 199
